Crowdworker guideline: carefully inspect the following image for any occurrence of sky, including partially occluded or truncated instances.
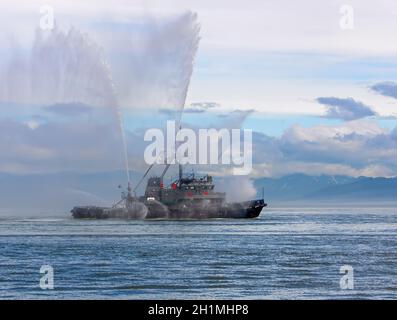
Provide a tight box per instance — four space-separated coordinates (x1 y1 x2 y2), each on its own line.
1 0 397 178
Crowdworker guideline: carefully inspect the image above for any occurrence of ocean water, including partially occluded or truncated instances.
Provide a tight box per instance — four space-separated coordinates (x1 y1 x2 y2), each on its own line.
0 206 396 299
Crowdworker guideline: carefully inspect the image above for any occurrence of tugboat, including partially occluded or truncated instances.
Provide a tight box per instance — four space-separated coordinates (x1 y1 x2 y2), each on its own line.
71 165 266 219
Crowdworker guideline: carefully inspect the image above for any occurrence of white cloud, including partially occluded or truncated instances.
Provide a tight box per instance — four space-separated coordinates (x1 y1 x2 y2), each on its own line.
252 120 397 177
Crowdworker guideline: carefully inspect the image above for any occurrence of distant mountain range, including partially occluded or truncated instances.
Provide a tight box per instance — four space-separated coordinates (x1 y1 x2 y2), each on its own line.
0 171 396 214
254 173 397 202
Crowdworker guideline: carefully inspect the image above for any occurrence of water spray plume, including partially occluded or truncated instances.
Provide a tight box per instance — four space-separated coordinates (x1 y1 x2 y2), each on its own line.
173 12 201 128
0 26 132 187
108 82 131 186
0 12 201 191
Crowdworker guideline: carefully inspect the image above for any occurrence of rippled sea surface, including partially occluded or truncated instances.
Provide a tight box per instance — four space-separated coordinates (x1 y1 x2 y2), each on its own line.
0 206 396 299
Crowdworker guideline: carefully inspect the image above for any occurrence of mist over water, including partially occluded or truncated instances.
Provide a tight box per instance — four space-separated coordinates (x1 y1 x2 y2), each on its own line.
150 199 170 217
217 177 257 202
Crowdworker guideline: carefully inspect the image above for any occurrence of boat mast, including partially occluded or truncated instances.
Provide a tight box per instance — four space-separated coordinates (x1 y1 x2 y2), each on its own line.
177 124 183 183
